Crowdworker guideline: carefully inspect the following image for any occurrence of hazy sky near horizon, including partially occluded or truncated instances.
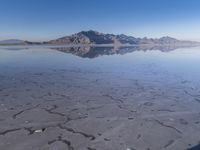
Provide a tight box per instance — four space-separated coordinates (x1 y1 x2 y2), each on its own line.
1 0 200 41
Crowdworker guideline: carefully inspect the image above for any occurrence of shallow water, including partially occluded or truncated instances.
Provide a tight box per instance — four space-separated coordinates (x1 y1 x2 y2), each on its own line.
0 46 200 150
1 46 200 79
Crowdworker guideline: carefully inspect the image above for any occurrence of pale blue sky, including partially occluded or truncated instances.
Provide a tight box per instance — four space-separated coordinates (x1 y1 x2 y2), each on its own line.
1 0 200 41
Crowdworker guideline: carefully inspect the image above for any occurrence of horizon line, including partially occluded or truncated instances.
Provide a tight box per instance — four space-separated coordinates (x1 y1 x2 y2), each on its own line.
0 30 199 42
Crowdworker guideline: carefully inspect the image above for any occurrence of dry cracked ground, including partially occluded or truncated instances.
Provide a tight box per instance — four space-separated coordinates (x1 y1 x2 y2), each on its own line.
0 68 200 150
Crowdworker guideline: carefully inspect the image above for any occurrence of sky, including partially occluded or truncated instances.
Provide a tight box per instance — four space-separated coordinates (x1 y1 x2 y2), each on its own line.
1 0 200 41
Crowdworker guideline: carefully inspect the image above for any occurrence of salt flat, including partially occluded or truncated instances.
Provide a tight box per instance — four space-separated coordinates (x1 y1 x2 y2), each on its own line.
0 46 200 150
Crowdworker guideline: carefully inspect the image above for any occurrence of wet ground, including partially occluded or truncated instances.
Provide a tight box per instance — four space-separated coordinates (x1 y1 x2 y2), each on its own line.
0 46 200 150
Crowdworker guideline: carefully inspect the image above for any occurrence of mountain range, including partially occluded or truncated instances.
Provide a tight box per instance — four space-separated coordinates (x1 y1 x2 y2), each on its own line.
48 30 199 46
0 30 199 46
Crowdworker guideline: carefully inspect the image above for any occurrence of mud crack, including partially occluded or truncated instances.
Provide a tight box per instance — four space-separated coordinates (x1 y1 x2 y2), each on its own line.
58 124 95 140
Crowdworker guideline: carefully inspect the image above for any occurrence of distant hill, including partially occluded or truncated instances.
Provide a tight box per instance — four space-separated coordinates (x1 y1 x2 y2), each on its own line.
0 39 26 45
0 39 44 45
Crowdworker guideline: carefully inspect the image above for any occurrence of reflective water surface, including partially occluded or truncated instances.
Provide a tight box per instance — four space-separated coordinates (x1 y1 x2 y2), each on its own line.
1 46 200 83
0 46 200 150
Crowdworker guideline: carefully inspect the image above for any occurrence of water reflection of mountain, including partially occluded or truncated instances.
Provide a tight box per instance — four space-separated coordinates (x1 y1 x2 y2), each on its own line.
50 45 194 58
